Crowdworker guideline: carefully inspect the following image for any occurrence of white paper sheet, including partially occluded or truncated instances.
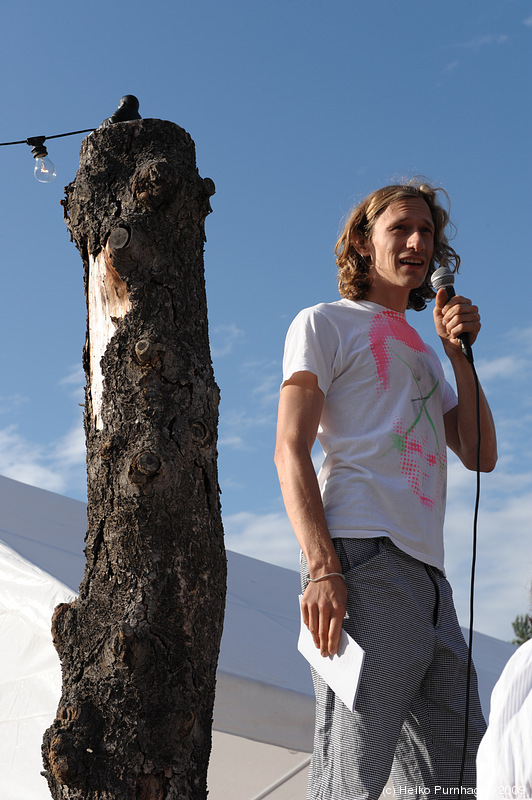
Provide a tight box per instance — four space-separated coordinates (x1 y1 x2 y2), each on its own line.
297 595 365 712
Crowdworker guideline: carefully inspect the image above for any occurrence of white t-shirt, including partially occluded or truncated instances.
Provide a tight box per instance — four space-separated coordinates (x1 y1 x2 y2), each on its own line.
282 299 458 571
476 638 532 799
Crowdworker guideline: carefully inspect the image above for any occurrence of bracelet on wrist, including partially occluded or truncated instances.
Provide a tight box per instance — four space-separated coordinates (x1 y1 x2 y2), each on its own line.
308 572 345 584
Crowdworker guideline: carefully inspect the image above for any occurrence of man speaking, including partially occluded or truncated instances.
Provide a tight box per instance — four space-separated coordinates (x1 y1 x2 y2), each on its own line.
275 180 497 798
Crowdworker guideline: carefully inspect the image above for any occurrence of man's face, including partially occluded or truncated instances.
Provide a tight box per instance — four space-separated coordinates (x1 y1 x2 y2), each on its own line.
359 197 435 311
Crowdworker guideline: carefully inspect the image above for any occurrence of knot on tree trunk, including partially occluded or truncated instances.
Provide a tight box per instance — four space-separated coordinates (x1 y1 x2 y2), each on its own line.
132 159 181 209
129 451 162 482
135 338 165 368
44 703 102 789
47 733 81 786
190 421 210 447
108 224 132 252
51 601 77 655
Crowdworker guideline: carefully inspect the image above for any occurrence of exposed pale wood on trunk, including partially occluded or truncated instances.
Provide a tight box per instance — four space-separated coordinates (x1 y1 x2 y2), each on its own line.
87 245 131 431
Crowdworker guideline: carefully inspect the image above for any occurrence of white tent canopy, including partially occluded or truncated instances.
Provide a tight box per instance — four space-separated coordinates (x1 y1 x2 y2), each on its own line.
0 475 517 799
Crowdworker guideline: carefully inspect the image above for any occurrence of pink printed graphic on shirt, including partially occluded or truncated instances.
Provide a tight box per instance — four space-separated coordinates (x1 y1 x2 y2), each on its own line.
369 310 427 395
369 309 446 511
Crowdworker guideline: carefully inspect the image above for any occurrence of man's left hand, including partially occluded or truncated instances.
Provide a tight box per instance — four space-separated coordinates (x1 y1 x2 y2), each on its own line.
433 287 481 357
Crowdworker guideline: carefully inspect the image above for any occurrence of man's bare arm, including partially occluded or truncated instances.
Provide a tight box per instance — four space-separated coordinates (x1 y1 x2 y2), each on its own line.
274 371 346 657
433 288 497 471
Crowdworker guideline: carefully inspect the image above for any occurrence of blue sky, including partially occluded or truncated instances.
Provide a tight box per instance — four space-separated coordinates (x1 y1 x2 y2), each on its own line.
0 0 531 641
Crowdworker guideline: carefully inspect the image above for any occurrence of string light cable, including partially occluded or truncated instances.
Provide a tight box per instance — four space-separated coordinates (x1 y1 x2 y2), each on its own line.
0 128 96 146
0 128 96 183
0 96 142 183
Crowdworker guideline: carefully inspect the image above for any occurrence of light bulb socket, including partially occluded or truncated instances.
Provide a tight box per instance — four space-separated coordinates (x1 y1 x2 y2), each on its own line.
26 136 48 160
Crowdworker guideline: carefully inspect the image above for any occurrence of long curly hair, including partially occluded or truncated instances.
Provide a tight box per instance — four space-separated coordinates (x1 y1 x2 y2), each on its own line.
335 180 460 311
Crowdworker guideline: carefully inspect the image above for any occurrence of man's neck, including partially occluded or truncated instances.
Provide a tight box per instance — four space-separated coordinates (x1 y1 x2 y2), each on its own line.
365 286 409 313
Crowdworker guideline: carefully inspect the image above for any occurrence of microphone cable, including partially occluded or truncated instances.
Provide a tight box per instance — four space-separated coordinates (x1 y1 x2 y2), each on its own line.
429 265 484 787
458 350 482 789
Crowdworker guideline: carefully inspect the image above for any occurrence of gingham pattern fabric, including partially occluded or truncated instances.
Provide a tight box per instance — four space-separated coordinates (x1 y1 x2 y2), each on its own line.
301 537 486 800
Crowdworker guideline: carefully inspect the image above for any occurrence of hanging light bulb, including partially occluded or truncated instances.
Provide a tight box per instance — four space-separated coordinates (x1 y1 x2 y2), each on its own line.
26 136 57 183
34 153 57 182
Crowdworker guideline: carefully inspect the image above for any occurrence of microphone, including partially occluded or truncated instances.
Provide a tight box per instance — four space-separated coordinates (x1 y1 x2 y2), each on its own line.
431 266 474 364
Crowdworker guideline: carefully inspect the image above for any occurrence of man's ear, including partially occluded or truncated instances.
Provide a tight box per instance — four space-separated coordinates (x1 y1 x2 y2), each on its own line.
352 234 371 258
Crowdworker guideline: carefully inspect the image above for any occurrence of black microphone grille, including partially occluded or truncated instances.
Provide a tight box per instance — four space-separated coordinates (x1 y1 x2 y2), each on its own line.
431 266 455 292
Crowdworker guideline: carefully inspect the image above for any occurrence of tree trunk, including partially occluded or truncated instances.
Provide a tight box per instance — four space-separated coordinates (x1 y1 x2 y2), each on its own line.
42 119 226 800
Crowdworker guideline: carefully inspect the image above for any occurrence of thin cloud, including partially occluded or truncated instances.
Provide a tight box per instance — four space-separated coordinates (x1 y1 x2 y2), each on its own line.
222 408 274 433
455 34 509 52
476 354 528 383
443 443 532 640
494 418 532 468
0 425 65 493
240 357 281 389
444 475 532 641
210 324 244 358
440 60 460 76
251 371 282 408
0 394 29 416
223 510 300 568
524 14 532 27
0 420 86 497
218 433 249 451
220 475 246 491
58 365 85 402
59 365 85 386
218 406 275 451
52 423 86 468
437 32 510 81
218 362 281 451
0 367 87 496
442 326 531 392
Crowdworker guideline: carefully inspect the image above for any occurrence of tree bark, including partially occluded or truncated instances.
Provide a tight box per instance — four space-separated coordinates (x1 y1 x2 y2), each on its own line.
42 119 226 800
